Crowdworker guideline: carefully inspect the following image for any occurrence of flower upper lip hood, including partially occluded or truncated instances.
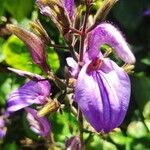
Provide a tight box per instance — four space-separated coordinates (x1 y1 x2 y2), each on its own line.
86 23 136 64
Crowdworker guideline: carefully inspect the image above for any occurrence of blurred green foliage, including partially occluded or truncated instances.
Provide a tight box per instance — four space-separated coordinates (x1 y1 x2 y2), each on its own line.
0 0 150 149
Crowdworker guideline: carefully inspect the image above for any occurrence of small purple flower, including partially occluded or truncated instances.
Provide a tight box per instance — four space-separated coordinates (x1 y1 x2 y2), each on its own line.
143 9 150 16
74 58 131 133
0 111 9 139
7 79 50 113
0 116 7 139
64 0 74 19
66 57 79 77
6 24 50 73
86 23 136 64
25 107 51 138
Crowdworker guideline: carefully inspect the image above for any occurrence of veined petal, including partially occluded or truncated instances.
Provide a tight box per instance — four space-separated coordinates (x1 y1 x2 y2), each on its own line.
66 57 79 77
74 59 130 132
7 80 50 113
64 0 74 19
86 23 136 64
25 107 51 138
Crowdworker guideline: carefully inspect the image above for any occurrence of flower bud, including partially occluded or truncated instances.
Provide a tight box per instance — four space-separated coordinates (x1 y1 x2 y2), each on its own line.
37 99 60 117
6 24 50 73
90 0 118 31
30 20 51 45
36 0 71 37
8 67 43 81
65 136 81 150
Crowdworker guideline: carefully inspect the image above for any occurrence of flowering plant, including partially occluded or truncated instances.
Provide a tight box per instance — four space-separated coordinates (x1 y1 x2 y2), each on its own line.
0 0 139 149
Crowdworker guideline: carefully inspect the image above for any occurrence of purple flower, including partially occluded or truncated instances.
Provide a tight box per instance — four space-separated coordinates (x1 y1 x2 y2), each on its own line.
0 111 9 139
74 58 131 132
86 23 136 64
73 22 135 133
7 79 50 113
25 107 51 138
6 24 50 73
0 116 7 139
143 9 150 16
64 0 74 19
66 57 79 77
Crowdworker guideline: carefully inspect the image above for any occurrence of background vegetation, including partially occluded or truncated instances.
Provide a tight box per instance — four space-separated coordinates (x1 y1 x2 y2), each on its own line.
0 0 150 149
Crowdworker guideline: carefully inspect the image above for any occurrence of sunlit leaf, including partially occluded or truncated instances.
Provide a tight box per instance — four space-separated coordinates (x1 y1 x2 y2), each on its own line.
127 121 148 138
46 47 60 73
4 0 34 21
132 74 150 114
2 35 41 73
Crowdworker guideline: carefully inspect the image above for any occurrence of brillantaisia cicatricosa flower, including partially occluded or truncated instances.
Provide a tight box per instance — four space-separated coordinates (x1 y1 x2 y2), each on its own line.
6 74 51 137
73 22 135 133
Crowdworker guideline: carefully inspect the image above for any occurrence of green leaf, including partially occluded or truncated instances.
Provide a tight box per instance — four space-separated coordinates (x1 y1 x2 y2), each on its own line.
3 142 18 150
2 35 41 73
0 74 21 106
132 74 150 116
109 130 132 145
141 58 150 66
46 47 60 73
127 121 148 138
85 134 103 150
0 0 5 18
4 0 34 21
51 110 78 143
0 38 5 63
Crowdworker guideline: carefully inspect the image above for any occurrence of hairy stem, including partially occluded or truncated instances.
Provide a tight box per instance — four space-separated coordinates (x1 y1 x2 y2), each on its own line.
79 0 91 64
78 109 84 149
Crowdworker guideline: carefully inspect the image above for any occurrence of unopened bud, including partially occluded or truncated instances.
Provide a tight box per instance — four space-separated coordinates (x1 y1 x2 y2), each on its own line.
30 20 51 45
6 24 50 73
7 67 43 81
88 0 118 32
36 0 71 36
65 136 81 150
38 99 60 117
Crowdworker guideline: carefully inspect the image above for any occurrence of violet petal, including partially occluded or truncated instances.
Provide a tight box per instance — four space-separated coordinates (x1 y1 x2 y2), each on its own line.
74 59 130 132
25 107 51 138
86 23 136 64
7 80 50 113
64 0 74 19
